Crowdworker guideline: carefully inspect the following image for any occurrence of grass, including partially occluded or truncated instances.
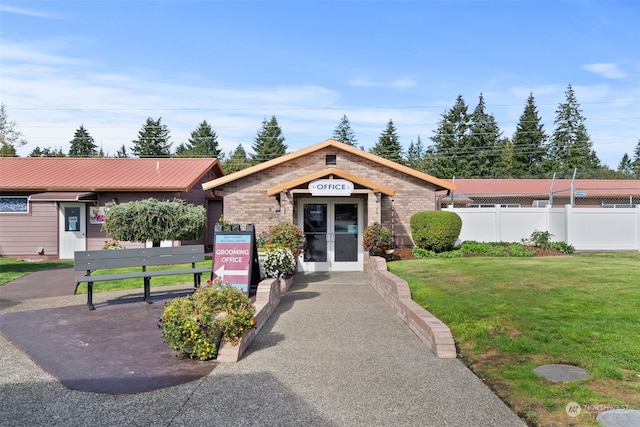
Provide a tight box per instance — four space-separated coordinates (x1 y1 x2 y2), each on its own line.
0 258 73 284
0 257 212 293
387 252 640 426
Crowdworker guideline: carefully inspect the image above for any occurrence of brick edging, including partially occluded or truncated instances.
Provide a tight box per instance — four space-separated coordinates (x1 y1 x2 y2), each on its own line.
366 254 457 358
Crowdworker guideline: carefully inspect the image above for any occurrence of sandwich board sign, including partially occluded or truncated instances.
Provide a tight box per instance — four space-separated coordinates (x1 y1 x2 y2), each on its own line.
212 223 260 295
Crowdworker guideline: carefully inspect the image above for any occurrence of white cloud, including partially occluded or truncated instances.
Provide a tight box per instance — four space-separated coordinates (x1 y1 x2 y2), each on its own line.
583 63 627 79
0 4 63 19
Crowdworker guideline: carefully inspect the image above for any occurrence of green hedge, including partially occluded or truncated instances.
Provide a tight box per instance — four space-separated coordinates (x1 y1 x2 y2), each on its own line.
410 211 462 252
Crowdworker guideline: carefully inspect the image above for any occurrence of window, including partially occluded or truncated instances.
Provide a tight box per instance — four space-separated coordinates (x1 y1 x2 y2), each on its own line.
0 196 29 213
325 154 337 166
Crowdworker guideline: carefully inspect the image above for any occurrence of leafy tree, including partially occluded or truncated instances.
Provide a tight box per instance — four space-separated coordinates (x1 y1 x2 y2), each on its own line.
429 95 471 178
251 116 286 164
103 198 206 247
176 120 222 158
332 115 357 146
511 93 548 176
131 117 172 157
116 144 128 158
370 119 403 164
546 84 600 175
466 93 502 177
0 104 27 156
222 144 252 174
69 125 99 157
28 146 66 157
495 137 515 178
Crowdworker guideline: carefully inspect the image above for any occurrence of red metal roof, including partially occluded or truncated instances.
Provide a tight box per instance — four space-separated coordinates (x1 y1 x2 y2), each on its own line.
444 178 640 196
0 157 222 192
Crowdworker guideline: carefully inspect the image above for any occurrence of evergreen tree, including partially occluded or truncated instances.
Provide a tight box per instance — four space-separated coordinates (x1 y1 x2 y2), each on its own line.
495 137 515 178
28 146 66 157
116 144 128 158
511 93 548 177
223 144 252 173
332 115 357 146
0 104 27 156
370 119 403 164
466 94 502 177
631 139 640 178
546 84 600 175
68 125 99 157
429 95 470 178
617 153 633 177
176 120 222 158
131 117 172 157
251 116 286 164
405 136 425 170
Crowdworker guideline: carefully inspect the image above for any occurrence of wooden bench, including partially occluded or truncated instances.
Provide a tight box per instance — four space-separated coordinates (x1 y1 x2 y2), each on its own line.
74 245 212 310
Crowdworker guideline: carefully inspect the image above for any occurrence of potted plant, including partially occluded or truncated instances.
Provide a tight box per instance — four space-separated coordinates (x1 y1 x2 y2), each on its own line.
158 280 256 361
363 222 393 256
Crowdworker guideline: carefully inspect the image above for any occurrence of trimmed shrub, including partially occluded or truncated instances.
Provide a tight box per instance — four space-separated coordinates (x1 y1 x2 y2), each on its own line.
410 211 462 253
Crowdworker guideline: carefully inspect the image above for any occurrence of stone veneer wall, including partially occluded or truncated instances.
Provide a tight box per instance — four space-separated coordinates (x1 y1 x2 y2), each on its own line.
366 254 457 358
220 147 438 246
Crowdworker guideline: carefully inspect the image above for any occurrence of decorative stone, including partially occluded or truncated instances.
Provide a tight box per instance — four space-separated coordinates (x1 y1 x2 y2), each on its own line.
533 364 589 382
597 409 640 427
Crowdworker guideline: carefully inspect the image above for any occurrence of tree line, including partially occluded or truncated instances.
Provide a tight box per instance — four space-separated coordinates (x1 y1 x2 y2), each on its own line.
1 84 639 178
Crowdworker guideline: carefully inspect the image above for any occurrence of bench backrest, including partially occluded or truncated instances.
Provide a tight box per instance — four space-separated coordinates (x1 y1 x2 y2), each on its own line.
74 245 206 271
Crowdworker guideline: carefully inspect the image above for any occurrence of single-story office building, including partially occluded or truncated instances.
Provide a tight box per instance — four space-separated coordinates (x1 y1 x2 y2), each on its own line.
202 139 456 272
0 157 223 259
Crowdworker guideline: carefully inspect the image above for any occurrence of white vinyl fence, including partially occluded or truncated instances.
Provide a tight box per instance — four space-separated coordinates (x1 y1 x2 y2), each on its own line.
445 205 640 251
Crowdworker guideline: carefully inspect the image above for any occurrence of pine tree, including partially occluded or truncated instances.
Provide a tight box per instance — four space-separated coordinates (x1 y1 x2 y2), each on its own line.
68 125 99 157
251 116 286 164
430 95 470 178
370 119 403 164
466 94 502 177
29 146 66 157
405 136 424 170
116 145 128 158
631 139 640 178
0 104 27 157
176 120 221 158
131 117 172 157
617 153 633 177
511 93 548 177
546 84 600 175
496 137 515 178
332 115 357 146
223 144 252 173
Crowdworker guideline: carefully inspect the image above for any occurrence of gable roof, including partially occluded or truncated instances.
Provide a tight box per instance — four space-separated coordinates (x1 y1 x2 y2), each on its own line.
266 167 395 196
0 157 223 192
445 178 640 197
202 139 455 192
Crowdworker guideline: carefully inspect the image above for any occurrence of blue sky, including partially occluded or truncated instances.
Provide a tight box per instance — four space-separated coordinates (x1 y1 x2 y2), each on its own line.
1 0 639 169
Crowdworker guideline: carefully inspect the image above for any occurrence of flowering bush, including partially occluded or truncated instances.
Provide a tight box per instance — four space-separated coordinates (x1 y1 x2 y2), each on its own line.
158 280 256 360
256 230 269 249
363 223 393 256
262 246 297 279
103 240 125 250
264 221 306 257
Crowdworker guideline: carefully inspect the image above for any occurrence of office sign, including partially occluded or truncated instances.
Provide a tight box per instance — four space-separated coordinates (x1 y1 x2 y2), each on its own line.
212 226 260 295
309 179 354 196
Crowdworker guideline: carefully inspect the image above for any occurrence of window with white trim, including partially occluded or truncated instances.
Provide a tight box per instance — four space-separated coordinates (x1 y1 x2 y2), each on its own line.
0 196 29 213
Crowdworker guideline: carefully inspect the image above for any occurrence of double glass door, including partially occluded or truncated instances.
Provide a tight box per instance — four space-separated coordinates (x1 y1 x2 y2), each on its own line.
298 198 362 272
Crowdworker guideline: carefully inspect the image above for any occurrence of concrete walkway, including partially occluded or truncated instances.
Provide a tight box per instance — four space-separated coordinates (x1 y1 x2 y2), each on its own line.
0 271 525 426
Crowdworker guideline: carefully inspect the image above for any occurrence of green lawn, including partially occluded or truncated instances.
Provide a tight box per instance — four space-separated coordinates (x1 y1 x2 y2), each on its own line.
0 258 73 285
387 252 640 426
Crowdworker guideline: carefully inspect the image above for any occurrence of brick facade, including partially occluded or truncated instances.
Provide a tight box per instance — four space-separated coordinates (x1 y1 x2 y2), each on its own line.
216 143 445 248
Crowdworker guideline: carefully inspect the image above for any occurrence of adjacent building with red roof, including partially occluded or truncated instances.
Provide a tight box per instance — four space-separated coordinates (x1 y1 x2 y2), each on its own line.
0 157 223 259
